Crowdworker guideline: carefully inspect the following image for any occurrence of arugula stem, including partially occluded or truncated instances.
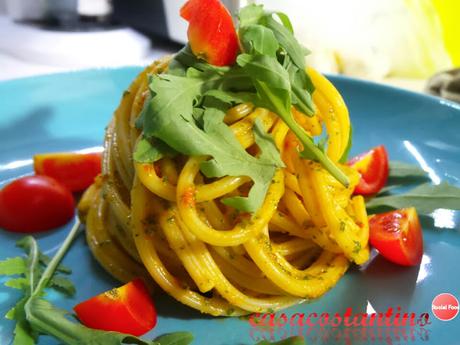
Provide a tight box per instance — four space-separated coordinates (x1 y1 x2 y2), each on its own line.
31 218 81 297
26 238 40 295
284 116 349 187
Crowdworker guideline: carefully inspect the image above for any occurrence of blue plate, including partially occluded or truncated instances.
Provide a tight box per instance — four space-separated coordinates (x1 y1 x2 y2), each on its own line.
1 68 459 345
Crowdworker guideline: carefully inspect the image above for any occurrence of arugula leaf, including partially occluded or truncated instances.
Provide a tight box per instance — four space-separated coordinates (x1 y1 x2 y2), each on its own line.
288 70 315 115
239 24 279 57
38 252 72 274
134 137 178 164
272 12 294 33
170 45 230 76
4 277 28 290
202 89 254 108
197 108 284 212
221 118 284 211
388 161 429 179
238 4 265 27
49 275 76 297
366 182 460 214
260 13 314 116
256 336 306 345
153 332 194 345
2 236 41 345
236 54 291 116
138 67 284 212
281 54 314 116
12 306 36 345
237 53 349 187
1 237 76 300
377 184 403 196
0 257 26 275
141 73 207 139
263 15 305 70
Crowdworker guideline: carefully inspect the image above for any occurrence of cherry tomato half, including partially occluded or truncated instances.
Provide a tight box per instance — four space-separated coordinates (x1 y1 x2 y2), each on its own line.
74 278 157 336
369 207 423 266
348 145 389 195
34 152 102 192
0 175 75 233
180 0 239 66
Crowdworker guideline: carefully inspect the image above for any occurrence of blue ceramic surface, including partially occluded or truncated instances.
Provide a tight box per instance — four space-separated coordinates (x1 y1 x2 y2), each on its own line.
0 68 459 345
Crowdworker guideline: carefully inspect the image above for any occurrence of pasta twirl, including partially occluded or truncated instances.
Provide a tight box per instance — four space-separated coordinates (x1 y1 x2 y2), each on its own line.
78 59 370 316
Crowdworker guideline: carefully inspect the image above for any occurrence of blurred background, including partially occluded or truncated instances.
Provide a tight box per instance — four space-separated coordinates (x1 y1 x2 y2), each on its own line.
0 0 459 100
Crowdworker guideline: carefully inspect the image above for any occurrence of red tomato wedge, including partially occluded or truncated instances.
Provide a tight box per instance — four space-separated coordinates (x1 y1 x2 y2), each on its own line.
34 152 102 192
369 208 423 266
0 175 75 233
180 0 239 66
74 279 157 336
348 145 389 195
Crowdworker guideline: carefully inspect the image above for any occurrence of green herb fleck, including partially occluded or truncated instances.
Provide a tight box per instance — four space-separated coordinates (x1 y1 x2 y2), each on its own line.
353 240 362 254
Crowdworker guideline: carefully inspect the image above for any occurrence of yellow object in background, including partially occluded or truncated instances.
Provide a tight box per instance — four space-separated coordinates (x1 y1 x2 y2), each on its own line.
433 0 460 66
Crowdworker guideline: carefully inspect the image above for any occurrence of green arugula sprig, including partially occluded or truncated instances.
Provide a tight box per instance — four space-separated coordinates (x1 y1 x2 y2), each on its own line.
1 219 307 345
134 3 349 214
366 161 460 214
0 219 194 345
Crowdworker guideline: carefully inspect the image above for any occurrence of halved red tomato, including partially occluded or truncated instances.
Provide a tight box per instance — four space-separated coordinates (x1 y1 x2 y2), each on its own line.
369 207 423 266
180 0 239 66
34 152 101 192
73 278 157 336
0 175 75 233
348 145 389 195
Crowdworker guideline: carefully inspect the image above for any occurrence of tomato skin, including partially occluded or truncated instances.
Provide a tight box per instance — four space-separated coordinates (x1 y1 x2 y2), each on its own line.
369 208 423 266
74 278 157 336
348 145 389 195
34 152 102 192
180 0 239 66
0 176 75 233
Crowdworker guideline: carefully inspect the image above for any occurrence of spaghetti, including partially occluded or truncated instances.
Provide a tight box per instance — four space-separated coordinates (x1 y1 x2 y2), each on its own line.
78 58 370 316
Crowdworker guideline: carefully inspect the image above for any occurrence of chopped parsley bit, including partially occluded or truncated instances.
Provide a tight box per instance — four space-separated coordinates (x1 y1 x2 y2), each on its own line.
302 274 319 280
339 221 346 232
353 240 362 254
